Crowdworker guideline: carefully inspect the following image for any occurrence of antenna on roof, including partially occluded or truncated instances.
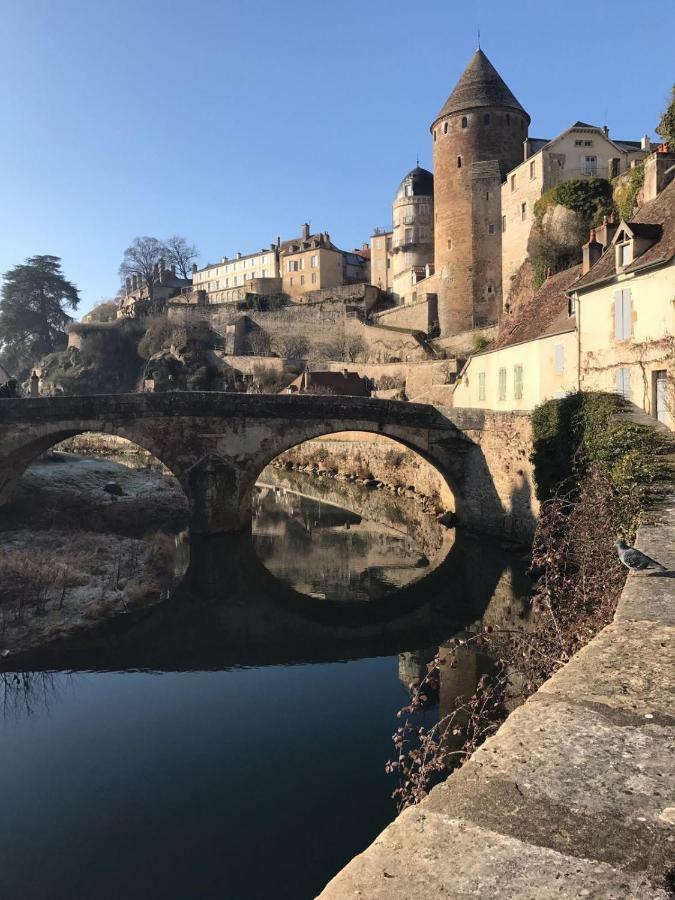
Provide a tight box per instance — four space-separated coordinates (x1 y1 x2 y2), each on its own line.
477 26 481 50
416 153 419 166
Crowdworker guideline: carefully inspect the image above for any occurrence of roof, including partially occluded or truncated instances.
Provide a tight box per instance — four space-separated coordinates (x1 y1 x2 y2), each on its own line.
529 121 644 160
284 370 371 397
280 232 338 256
396 166 434 200
491 264 582 350
434 49 529 123
573 177 675 291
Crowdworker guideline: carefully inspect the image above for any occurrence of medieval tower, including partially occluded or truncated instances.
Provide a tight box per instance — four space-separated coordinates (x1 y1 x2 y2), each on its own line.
430 49 530 334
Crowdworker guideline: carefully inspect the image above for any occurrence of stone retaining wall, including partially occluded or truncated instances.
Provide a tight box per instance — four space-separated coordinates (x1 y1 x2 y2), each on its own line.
319 496 675 898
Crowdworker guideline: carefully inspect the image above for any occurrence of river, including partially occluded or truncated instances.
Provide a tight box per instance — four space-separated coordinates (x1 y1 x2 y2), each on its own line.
0 461 530 900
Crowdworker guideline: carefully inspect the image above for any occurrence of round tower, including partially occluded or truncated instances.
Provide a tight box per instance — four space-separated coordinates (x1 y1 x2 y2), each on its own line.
391 166 434 305
431 49 530 334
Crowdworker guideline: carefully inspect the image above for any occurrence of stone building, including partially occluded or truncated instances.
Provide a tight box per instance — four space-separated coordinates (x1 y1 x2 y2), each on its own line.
501 122 646 294
370 228 392 292
118 259 192 318
390 166 435 305
280 225 369 301
192 244 282 304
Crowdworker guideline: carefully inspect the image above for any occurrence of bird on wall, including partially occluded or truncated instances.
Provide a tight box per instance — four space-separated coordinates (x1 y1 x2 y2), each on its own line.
615 539 668 576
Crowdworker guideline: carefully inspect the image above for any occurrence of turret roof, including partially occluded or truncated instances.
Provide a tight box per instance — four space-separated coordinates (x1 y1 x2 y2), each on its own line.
434 49 529 124
396 166 434 200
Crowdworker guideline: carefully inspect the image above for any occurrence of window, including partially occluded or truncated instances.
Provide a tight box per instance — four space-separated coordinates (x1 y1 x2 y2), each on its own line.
502 215 507 233
521 202 527 221
529 161 535 179
300 275 305 285
405 228 413 243
483 113 490 125
461 116 468 128
498 368 507 401
485 191 490 200
584 140 593 147
574 139 583 146
487 284 493 294
225 278 229 288
506 113 511 125
614 289 633 340
478 372 486 401
251 272 256 280
434 129 437 141
447 239 452 250
616 367 631 399
513 365 523 400
488 223 496 235
582 155 597 176
290 276 294 286
311 272 317 284
443 121 448 134
555 343 564 374
510 174 516 192
262 271 266 279
568 294 576 317
457 156 462 168
233 276 237 285
618 241 633 267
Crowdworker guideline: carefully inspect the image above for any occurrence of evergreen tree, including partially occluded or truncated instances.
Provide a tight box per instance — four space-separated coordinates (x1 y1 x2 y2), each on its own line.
0 255 79 373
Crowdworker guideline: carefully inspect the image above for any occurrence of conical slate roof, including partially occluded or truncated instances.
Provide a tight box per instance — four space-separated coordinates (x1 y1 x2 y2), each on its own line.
434 49 529 123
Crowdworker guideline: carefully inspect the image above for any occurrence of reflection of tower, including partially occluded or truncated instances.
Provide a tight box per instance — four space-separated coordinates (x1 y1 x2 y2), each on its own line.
398 648 436 693
431 50 530 334
391 167 434 307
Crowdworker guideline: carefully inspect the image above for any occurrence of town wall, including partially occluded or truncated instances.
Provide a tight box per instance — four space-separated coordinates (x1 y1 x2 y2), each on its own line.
371 298 432 332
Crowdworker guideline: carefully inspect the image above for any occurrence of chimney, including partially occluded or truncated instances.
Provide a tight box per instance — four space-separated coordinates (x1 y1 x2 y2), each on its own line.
603 125 609 137
523 138 531 161
191 262 198 274
324 232 330 244
276 236 281 248
237 251 242 259
595 213 618 248
582 228 603 274
642 145 675 201
302 223 310 240
641 134 651 152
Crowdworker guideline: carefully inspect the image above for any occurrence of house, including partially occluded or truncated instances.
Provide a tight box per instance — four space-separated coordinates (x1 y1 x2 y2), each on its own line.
452 264 581 410
569 147 675 429
501 122 647 292
283 369 372 397
280 226 370 301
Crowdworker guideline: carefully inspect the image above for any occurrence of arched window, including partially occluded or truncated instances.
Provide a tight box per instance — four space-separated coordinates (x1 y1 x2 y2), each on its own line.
457 156 462 168
483 113 490 125
461 116 468 129
433 129 437 142
443 121 448 134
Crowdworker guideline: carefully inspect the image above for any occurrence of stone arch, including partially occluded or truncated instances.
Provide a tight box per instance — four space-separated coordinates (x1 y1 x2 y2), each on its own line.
0 423 190 512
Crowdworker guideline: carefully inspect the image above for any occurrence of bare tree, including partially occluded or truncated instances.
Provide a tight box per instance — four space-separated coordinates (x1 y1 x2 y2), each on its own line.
163 235 199 280
119 237 165 301
273 333 310 358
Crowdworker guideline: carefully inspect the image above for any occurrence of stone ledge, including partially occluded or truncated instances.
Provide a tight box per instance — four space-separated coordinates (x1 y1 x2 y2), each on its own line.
318 502 675 898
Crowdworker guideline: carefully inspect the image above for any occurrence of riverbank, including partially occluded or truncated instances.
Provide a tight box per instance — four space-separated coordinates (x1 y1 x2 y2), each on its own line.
319 494 675 898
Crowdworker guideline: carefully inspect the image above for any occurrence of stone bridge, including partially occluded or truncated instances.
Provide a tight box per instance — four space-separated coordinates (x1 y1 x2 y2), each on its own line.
0 393 536 537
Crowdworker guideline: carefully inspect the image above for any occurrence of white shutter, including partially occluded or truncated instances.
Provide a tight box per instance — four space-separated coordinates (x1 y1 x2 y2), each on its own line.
621 289 632 339
615 367 631 399
614 290 623 339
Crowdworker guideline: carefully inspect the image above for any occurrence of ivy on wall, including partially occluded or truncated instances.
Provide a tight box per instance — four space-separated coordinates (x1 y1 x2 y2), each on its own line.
612 164 645 222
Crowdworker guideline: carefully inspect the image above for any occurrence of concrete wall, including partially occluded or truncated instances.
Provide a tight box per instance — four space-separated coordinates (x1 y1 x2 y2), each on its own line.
453 329 579 411
575 261 675 429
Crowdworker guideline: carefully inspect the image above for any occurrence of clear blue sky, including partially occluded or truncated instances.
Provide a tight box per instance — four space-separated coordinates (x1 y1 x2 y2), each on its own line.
1 0 673 315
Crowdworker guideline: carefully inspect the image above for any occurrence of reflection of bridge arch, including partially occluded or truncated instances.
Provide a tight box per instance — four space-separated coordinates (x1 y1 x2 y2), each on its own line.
0 394 476 535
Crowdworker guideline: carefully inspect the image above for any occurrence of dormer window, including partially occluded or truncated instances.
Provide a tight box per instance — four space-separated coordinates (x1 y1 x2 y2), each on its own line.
618 241 633 267
612 222 661 270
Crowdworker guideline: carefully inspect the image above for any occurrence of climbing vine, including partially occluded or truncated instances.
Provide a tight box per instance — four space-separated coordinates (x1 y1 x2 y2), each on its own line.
612 164 644 222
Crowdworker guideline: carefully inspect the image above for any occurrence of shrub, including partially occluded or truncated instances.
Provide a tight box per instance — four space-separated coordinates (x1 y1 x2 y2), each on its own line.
534 178 614 228
613 164 644 221
472 333 490 352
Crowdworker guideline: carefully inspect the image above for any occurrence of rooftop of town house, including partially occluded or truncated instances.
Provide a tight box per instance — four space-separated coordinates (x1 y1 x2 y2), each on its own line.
574 176 675 290
434 48 529 123
488 264 582 351
516 123 645 168
283 370 371 397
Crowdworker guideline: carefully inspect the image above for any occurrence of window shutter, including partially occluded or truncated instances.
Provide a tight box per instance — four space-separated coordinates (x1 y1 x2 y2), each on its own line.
615 367 631 399
614 290 623 339
622 289 632 339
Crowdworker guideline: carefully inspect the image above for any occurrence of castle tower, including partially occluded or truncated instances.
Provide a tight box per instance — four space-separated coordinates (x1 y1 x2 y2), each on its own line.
431 49 530 333
390 166 434 305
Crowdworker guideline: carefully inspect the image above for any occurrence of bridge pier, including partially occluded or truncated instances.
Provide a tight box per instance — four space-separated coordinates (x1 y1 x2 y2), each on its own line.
185 454 254 534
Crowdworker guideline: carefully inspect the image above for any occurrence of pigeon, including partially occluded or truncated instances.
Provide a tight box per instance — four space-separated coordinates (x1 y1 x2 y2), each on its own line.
615 539 667 576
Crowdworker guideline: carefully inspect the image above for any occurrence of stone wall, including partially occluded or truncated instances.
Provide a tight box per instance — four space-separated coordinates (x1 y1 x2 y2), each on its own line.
371 298 432 332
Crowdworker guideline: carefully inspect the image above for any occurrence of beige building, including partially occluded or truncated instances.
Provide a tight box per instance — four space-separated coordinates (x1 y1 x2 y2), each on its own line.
118 259 191 318
281 226 369 301
453 265 581 410
501 122 647 294
570 149 675 430
192 245 282 304
390 166 435 305
370 229 392 291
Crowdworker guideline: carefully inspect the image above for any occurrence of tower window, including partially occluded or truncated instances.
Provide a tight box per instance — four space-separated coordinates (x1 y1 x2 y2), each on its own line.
434 129 437 141
506 113 511 125
461 116 468 129
485 191 490 200
521 202 527 220
488 223 496 234
483 113 490 125
502 215 507 232
457 156 462 168
443 121 448 134
447 239 452 250
510 174 516 191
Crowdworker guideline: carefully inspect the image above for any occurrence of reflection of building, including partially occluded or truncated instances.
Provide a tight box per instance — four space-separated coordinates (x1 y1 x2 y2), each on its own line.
398 649 436 692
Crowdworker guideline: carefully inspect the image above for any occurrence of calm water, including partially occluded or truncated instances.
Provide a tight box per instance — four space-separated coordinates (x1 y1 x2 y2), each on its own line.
0 475 529 900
